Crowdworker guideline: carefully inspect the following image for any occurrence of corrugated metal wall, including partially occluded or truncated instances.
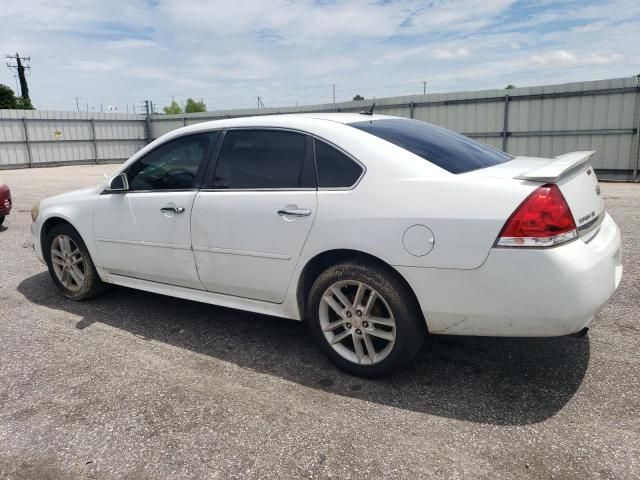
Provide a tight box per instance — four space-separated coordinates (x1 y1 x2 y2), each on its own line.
0 110 146 168
152 77 640 181
2 77 639 180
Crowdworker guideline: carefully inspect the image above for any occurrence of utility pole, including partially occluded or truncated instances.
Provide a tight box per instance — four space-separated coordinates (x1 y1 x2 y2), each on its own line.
256 96 265 109
633 73 640 182
143 100 152 143
422 81 427 95
332 84 336 111
5 52 31 105
75 97 80 112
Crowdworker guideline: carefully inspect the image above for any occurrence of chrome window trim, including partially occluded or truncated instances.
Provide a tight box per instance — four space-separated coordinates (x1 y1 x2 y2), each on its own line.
108 126 367 194
198 188 317 193
204 126 366 192
100 188 197 195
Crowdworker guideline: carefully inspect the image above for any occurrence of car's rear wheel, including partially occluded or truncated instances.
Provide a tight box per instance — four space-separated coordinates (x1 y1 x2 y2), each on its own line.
0 215 5 226
307 260 425 377
45 223 106 300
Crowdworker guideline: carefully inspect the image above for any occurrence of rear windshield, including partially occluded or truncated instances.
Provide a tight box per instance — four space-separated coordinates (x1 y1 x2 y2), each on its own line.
349 118 512 174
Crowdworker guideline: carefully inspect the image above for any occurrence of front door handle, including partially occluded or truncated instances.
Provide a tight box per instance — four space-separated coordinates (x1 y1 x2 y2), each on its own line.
160 206 185 214
277 207 312 217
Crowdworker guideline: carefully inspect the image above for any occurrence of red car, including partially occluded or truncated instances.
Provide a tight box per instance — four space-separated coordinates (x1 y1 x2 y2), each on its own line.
0 177 11 226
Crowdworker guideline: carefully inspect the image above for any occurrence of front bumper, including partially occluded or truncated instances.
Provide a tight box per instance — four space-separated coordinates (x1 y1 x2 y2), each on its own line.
398 213 622 337
31 221 45 264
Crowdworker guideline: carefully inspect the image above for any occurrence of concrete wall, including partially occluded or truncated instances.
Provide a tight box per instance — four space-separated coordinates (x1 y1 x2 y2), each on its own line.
2 77 639 180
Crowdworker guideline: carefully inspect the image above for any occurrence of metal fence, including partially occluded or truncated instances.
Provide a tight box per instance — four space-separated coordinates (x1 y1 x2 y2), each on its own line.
2 76 639 181
0 110 147 169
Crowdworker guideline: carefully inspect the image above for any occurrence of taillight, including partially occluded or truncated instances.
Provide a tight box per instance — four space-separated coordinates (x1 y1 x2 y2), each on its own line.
496 184 577 247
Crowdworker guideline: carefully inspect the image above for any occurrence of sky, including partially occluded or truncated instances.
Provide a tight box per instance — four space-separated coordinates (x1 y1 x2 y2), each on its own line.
1 0 639 113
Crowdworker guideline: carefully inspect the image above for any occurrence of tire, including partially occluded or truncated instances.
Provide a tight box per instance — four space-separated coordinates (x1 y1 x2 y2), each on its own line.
0 215 4 226
44 223 107 300
307 260 425 378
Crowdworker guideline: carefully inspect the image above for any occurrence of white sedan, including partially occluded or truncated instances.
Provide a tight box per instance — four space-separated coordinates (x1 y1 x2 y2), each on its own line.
30 113 622 377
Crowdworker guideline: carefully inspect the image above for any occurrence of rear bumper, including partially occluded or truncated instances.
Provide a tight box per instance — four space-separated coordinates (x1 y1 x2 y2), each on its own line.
398 213 622 337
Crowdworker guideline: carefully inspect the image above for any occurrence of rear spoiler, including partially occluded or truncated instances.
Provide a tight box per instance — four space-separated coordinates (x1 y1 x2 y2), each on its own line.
515 151 595 183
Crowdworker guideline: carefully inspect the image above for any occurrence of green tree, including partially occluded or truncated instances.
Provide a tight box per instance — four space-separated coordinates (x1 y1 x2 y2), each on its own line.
0 84 18 109
163 100 183 114
353 94 365 101
16 96 34 110
185 98 206 113
505 84 516 89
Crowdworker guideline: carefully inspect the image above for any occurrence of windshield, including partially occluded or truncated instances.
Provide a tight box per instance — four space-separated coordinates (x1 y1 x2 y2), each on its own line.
349 118 512 174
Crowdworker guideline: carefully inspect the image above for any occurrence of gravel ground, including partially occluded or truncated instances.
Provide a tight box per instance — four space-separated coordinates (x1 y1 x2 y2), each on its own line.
0 165 638 479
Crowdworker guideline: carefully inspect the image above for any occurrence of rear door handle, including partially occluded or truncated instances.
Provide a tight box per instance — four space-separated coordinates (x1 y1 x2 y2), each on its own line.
160 206 185 214
277 208 312 217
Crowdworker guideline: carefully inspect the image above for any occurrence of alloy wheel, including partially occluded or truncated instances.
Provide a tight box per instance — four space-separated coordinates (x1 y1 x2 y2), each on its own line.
319 280 396 365
50 234 85 292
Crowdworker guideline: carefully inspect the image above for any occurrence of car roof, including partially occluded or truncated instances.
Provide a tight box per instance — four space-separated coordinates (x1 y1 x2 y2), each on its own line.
174 112 397 135
120 112 444 179
285 112 396 124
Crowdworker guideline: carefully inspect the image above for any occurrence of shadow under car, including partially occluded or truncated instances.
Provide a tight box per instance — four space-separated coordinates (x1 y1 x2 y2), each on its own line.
18 271 590 426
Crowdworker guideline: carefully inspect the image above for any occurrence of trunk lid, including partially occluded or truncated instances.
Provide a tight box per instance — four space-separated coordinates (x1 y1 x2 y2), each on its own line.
466 151 605 236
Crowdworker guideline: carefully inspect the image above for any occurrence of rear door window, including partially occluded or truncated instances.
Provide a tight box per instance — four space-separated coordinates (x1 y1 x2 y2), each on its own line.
211 130 315 189
349 118 512 174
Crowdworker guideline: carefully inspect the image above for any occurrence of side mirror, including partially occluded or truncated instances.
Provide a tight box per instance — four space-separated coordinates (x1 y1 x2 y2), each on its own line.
106 173 129 192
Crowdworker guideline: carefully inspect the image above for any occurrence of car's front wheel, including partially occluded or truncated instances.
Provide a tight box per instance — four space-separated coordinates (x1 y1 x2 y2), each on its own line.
0 215 5 226
307 260 425 377
45 223 106 300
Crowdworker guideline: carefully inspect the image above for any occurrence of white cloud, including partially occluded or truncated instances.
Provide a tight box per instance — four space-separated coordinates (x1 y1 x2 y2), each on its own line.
105 39 160 50
65 60 123 72
531 50 577 65
586 53 624 65
571 22 605 33
0 0 637 111
531 50 623 67
433 48 470 60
